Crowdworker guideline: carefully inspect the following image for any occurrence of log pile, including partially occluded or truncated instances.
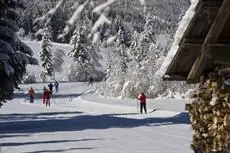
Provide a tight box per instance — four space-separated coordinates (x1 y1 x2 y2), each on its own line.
186 71 230 153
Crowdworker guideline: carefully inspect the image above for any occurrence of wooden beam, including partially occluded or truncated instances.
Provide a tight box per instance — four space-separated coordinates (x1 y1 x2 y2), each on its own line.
210 43 230 47
183 38 204 44
183 43 202 48
187 0 230 81
214 60 230 66
204 3 230 44
184 43 230 50
202 0 222 7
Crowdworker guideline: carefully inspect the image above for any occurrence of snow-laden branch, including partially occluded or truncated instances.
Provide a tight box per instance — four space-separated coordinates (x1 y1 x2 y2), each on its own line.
93 0 117 14
58 0 89 40
139 0 146 5
106 34 117 45
33 0 66 25
33 0 66 37
91 14 111 33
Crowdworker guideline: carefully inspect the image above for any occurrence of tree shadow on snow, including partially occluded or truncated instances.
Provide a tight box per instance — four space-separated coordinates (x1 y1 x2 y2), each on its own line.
0 134 30 139
24 147 95 153
0 111 190 134
0 111 82 122
1 138 102 147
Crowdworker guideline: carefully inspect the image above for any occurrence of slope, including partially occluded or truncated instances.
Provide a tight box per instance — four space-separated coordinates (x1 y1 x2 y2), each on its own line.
0 82 192 153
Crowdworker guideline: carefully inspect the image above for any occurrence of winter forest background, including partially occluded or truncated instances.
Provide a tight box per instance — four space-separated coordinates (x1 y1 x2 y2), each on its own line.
1 0 196 102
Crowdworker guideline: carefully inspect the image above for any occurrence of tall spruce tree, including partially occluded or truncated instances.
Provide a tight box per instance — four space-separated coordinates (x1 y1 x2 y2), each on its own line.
116 28 129 75
68 25 104 81
102 21 130 97
120 14 162 97
0 0 38 106
68 26 91 81
39 30 54 82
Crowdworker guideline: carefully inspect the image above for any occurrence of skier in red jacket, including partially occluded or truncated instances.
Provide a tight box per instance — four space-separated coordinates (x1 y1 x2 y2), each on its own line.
43 88 52 107
28 87 35 103
137 93 147 114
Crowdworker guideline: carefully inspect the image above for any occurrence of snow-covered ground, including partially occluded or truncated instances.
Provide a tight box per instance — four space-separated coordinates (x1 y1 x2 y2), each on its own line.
0 82 192 153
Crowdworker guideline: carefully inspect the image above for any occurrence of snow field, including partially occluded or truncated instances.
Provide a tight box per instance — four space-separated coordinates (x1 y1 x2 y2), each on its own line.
0 82 193 153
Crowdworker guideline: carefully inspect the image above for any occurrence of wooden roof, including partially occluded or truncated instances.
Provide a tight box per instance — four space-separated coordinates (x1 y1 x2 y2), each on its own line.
164 0 230 83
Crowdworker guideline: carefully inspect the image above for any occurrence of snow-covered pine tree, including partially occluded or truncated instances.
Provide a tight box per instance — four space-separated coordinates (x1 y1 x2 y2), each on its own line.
120 13 167 97
116 28 129 75
39 29 54 82
68 26 89 81
68 26 98 81
102 21 130 97
0 0 38 105
130 33 148 63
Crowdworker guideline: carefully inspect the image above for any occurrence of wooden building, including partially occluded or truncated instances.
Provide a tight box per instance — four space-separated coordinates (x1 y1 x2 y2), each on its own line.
165 0 230 84
164 0 230 152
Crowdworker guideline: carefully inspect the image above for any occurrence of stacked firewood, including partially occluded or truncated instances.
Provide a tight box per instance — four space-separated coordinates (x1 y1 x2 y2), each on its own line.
186 71 230 153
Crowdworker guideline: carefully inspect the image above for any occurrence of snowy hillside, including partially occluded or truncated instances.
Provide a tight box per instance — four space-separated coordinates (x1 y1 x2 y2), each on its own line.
25 41 107 82
0 82 193 153
15 0 192 98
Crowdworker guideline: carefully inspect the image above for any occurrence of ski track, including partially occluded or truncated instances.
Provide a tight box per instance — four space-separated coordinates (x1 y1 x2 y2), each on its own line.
0 82 192 153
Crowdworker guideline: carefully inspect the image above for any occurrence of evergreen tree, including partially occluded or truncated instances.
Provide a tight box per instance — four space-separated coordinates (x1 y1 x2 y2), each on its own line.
107 23 129 83
102 22 130 97
116 28 129 74
120 14 165 97
0 0 37 106
68 24 104 81
68 26 90 81
129 33 148 63
68 26 102 81
39 30 54 81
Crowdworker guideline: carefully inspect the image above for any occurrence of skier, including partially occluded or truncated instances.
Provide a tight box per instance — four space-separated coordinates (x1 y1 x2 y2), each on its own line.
137 93 147 114
43 88 52 107
28 87 35 103
48 82 54 93
88 77 94 86
54 81 59 93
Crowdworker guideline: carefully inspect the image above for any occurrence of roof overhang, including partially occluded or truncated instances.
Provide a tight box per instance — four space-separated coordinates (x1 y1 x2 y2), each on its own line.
164 0 230 83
